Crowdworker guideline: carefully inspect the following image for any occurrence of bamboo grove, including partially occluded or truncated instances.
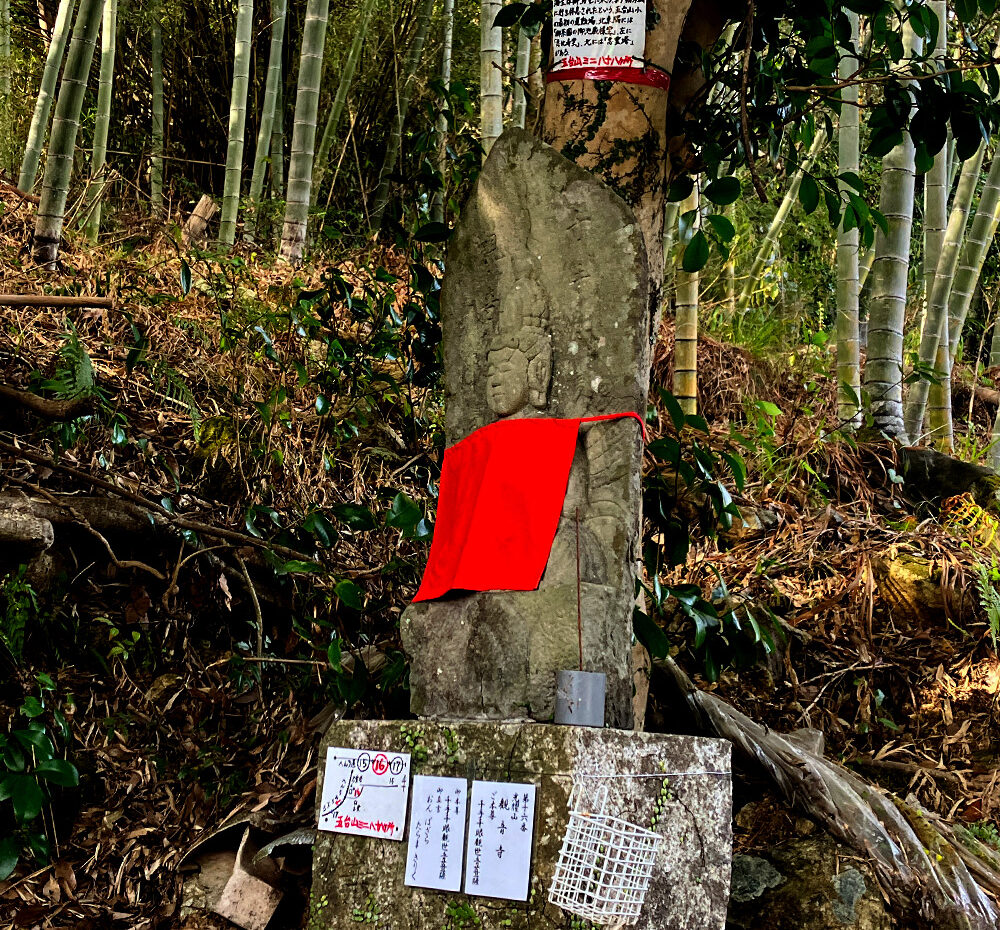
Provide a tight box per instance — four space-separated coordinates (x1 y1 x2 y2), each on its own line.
4 1 1000 460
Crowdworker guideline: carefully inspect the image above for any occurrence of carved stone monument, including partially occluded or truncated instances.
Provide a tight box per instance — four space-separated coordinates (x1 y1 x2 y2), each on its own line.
311 131 732 930
401 129 651 727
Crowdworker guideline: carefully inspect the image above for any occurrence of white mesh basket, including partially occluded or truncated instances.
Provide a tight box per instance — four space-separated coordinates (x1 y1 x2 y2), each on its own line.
548 781 664 926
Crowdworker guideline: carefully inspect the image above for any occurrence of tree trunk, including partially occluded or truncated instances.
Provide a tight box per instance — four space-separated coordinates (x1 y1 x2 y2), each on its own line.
150 0 164 216
430 0 455 225
862 16 921 442
311 0 375 208
903 147 983 441
480 0 502 156
737 129 827 311
278 0 331 263
218 0 254 247
926 313 953 451
18 0 76 192
368 0 435 231
836 9 861 428
32 0 102 268
512 27 531 130
245 0 287 241
674 186 700 414
82 0 116 242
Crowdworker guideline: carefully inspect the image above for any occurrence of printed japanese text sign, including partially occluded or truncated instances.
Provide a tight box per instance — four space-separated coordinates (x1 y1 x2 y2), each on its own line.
551 0 647 74
464 781 536 901
404 775 468 892
317 747 410 841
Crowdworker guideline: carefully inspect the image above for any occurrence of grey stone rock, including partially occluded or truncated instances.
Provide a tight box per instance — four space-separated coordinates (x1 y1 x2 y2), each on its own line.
401 129 651 728
730 855 785 903
310 720 732 930
726 835 894 930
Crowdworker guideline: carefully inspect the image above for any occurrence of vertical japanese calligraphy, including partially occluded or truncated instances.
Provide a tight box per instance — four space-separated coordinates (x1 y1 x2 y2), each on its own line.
404 775 468 892
317 747 410 841
550 0 647 74
464 781 536 901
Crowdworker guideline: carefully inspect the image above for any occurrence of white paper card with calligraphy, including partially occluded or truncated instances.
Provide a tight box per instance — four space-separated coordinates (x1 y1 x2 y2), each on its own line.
551 0 647 74
404 775 468 892
318 747 410 841
464 781 536 901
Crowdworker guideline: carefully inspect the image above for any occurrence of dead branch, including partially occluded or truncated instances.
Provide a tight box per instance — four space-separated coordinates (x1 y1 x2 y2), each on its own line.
0 294 114 309
0 385 93 421
0 510 54 552
974 384 1000 406
0 181 40 205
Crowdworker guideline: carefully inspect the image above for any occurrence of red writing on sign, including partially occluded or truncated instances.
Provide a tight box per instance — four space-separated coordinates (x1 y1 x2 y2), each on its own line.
561 55 636 67
334 815 397 834
372 753 390 776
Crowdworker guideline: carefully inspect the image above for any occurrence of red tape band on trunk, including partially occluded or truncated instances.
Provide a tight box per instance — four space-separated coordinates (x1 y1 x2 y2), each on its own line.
546 66 671 92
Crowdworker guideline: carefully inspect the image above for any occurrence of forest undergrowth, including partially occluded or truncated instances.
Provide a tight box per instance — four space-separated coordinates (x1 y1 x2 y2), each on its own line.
1 206 1000 925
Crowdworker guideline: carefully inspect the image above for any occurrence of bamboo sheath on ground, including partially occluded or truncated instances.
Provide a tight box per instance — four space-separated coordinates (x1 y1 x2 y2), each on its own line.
279 0 331 263
836 9 861 427
368 0 435 231
218 0 254 246
863 17 922 442
244 0 287 240
674 187 700 415
19 0 76 192
32 0 103 268
430 0 456 225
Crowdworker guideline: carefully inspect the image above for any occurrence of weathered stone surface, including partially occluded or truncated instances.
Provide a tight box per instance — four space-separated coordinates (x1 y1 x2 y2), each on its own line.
401 129 651 727
311 720 732 929
727 835 894 930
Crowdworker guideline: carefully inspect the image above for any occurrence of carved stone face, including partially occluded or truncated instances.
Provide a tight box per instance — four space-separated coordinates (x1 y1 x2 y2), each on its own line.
487 335 552 416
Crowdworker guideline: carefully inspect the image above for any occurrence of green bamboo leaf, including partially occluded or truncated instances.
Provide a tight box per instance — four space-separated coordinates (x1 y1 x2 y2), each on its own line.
703 177 741 206
798 174 820 214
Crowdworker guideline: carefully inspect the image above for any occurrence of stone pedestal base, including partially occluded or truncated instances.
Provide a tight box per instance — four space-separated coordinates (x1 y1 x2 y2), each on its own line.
310 720 732 929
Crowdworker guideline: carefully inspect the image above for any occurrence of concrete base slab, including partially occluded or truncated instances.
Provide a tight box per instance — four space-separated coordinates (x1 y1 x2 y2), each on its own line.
310 720 732 929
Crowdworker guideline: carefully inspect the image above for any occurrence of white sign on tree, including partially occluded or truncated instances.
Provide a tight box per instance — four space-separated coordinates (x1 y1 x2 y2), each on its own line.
404 775 468 892
317 747 411 841
550 0 648 76
464 781 536 901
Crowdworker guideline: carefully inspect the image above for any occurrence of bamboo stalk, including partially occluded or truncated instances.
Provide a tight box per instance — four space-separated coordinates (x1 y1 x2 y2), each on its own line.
312 0 376 207
150 0 164 216
512 27 531 129
430 0 455 225
83 0 117 242
32 0 103 268
218 0 255 247
480 0 502 156
674 187 700 415
245 0 288 241
279 0 332 263
18 0 76 192
836 9 861 428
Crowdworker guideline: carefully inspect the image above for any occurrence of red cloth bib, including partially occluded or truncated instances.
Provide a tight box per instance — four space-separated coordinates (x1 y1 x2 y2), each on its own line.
413 413 646 602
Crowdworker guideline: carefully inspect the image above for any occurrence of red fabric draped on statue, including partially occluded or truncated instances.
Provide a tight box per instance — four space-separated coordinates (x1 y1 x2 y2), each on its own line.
413 413 646 602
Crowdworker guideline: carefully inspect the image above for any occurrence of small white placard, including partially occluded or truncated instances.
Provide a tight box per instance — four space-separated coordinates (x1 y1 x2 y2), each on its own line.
464 781 536 900
318 747 410 841
404 775 468 892
551 0 647 73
